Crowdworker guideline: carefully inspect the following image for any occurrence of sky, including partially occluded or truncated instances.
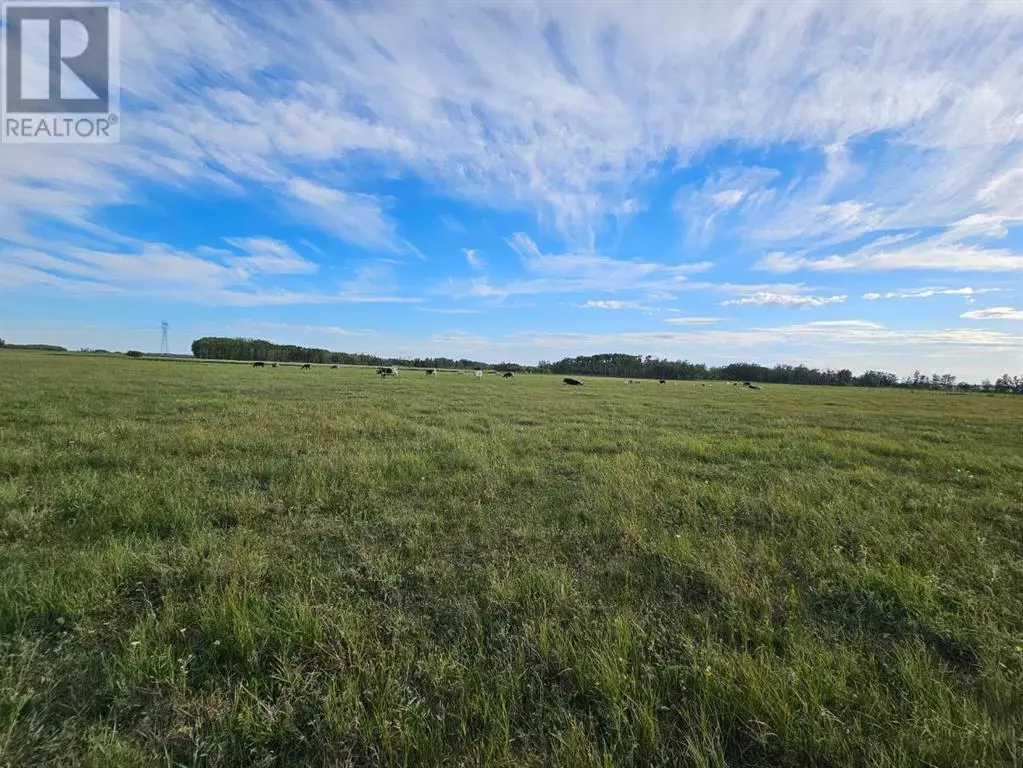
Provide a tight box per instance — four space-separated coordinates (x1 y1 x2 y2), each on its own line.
1 0 1021 380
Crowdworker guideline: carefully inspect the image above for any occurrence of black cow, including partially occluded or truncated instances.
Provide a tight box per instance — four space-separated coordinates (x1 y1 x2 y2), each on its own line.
271 362 279 368
658 379 666 384
331 364 339 369
301 363 312 370
502 372 514 378
253 361 265 368
563 377 583 386
426 369 436 376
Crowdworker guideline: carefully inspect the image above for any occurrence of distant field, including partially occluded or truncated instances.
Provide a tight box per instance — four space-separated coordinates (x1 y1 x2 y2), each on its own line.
1 351 1021 767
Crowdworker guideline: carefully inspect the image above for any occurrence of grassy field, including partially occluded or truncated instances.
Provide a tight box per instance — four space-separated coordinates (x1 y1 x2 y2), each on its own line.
1 351 1021 767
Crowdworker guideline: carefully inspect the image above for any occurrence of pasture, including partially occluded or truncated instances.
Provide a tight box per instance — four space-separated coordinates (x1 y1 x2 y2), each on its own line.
1 351 1021 766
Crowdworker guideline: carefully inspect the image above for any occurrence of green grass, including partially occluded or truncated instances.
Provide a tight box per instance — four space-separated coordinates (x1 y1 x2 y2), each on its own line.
1 351 1021 767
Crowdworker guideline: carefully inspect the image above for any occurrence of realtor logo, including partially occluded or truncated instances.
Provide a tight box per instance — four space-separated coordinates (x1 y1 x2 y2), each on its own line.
2 1 120 143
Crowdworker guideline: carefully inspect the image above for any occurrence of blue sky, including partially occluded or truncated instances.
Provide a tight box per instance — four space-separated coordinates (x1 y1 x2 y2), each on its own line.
1 1 1021 379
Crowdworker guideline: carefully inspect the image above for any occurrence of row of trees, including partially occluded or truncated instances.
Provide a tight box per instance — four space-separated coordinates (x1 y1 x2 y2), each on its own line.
540 354 1022 392
188 339 1021 391
190 337 498 371
0 339 67 352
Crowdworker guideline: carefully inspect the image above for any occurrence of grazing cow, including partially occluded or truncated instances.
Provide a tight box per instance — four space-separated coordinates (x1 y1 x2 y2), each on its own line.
563 377 583 386
271 362 279 368
742 381 753 388
301 363 312 370
732 382 738 387
378 366 398 377
331 364 339 370
253 361 265 368
473 369 483 379
659 379 666 384
426 369 436 376
502 372 514 378
748 384 762 391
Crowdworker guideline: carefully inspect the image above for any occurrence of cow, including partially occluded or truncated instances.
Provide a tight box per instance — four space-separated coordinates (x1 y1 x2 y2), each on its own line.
253 361 265 368
378 366 398 377
502 372 514 378
301 363 312 370
331 364 339 370
747 384 762 391
271 362 279 368
426 369 436 376
563 377 583 386
659 379 666 384
473 370 483 379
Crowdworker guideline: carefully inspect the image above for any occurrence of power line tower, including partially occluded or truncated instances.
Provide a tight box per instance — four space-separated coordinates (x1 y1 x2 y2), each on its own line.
160 320 169 355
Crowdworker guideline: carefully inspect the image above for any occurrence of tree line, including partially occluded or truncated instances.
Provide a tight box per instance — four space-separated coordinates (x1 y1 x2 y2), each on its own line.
187 338 1021 392
540 354 1021 392
190 336 499 371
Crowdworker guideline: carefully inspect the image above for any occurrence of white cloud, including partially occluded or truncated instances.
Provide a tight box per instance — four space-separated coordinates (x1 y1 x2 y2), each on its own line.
0 243 418 306
863 286 1003 300
961 307 1023 320
449 233 713 299
580 300 637 310
664 317 725 325
283 179 396 250
222 237 317 275
463 248 485 270
249 322 377 336
721 292 846 308
758 242 1023 273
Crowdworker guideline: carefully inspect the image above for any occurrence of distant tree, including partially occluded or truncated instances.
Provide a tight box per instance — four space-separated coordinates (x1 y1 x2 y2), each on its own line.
126 350 144 358
994 374 1015 393
0 338 5 347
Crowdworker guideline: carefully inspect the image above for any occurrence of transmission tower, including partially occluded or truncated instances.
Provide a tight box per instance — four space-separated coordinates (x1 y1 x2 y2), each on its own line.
160 320 169 355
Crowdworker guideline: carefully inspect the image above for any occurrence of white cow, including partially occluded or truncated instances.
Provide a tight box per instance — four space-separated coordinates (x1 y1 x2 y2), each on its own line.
473 369 483 379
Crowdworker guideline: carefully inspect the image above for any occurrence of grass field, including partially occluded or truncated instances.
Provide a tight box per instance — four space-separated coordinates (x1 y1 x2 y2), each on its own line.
1 351 1021 767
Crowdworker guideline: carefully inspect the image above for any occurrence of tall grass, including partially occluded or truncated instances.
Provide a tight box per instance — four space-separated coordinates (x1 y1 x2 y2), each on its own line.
1 351 1021 766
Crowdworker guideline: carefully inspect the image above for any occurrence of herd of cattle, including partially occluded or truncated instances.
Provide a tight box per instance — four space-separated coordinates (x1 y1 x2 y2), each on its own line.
249 363 762 390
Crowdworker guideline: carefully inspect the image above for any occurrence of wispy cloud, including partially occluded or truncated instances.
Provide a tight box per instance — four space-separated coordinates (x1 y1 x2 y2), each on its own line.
0 243 418 306
222 237 317 275
863 286 1004 300
248 322 377 337
961 307 1023 320
284 179 396 251
578 300 649 310
417 307 482 315
758 243 1023 273
721 292 846 308
463 248 485 270
664 317 724 325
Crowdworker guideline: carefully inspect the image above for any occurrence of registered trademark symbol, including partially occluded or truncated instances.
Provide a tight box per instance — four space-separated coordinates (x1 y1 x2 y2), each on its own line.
108 114 119 125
